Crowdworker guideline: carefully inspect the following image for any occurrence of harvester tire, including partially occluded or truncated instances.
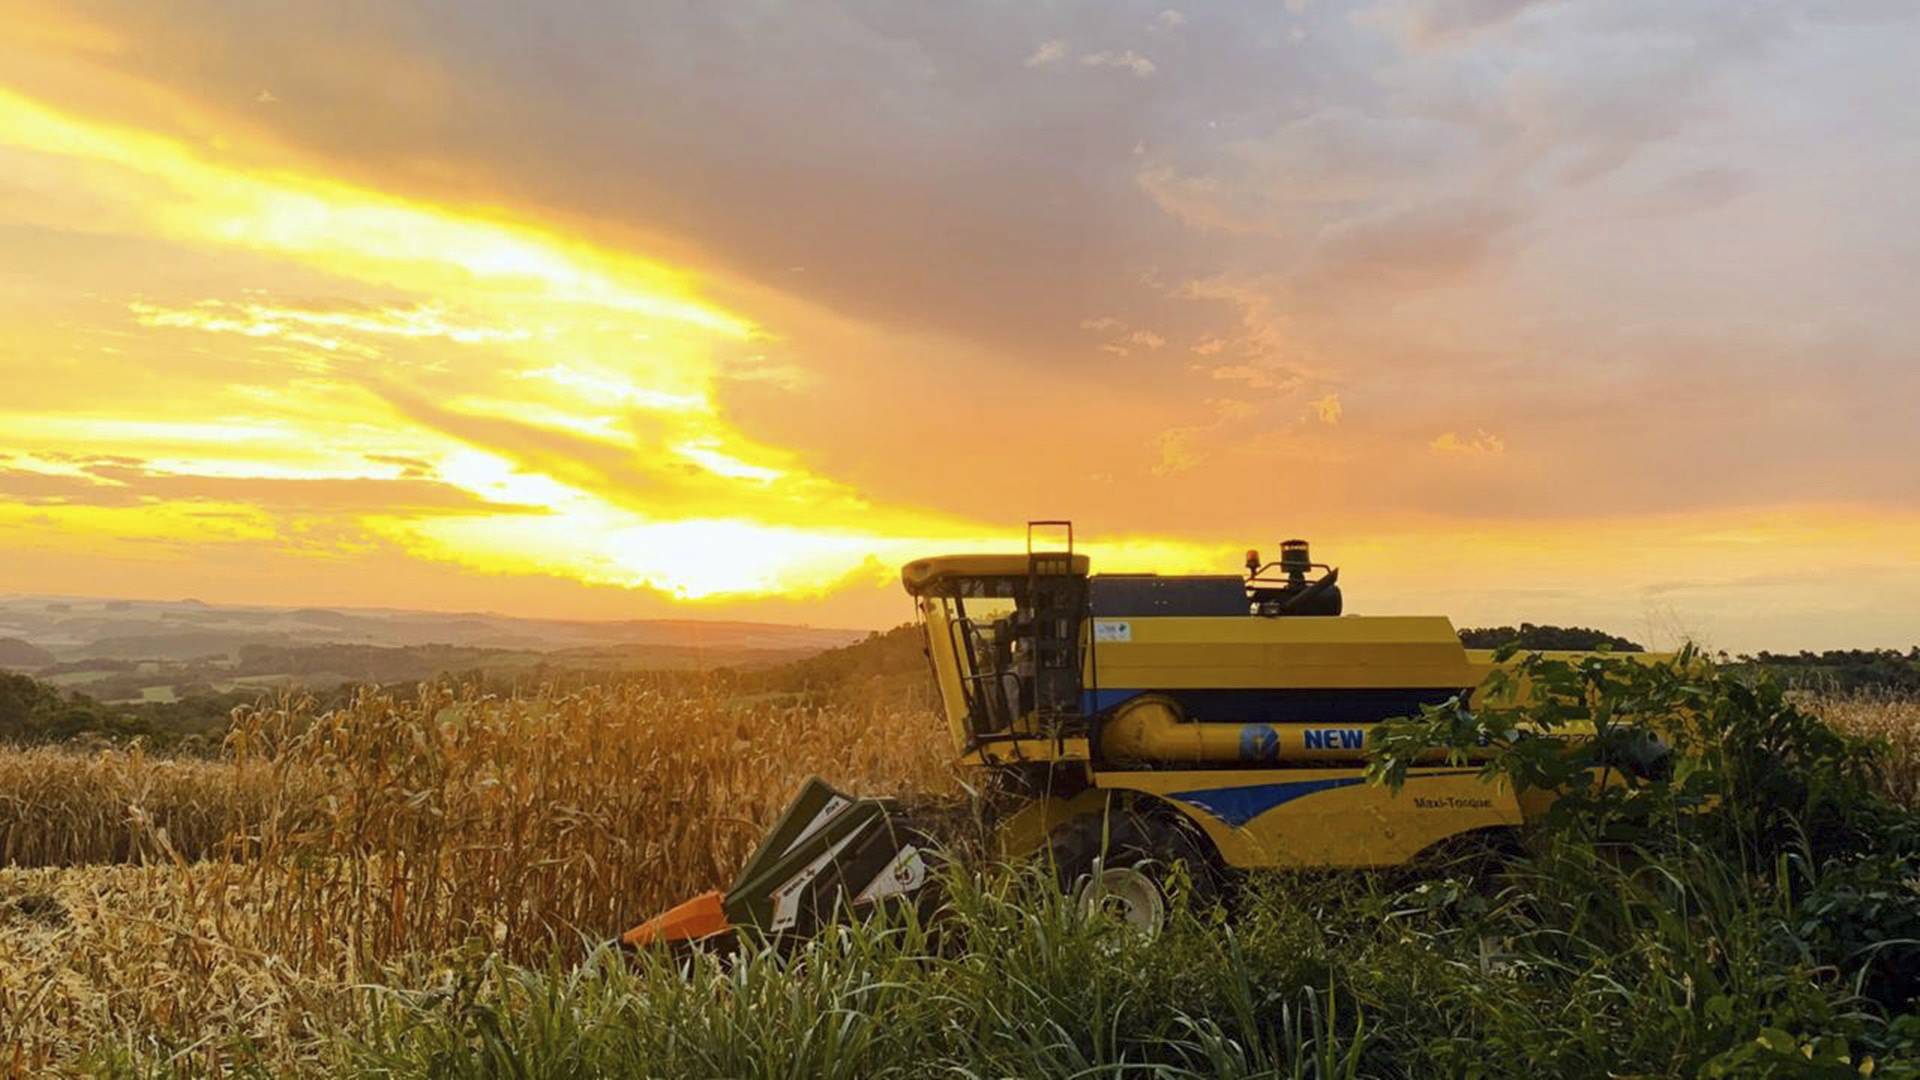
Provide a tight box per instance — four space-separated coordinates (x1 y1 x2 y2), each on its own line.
1399 826 1527 895
1045 805 1228 933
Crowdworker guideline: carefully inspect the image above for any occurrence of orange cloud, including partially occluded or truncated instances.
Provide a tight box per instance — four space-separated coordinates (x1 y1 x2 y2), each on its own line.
1429 429 1505 456
0 84 1224 603
1309 393 1342 425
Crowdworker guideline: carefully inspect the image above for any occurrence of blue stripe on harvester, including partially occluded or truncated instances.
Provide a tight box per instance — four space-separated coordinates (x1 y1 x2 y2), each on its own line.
1169 778 1364 827
1082 688 1144 714
1168 769 1483 828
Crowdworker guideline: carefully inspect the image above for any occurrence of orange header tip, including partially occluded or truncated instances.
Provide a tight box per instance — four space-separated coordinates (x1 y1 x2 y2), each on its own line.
621 889 730 947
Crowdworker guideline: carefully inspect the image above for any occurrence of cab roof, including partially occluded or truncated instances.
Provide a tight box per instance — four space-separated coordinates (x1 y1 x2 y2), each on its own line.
900 553 1091 596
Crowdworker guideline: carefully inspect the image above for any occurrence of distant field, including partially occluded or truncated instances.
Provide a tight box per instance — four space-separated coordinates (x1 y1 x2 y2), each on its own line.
36 670 117 689
0 593 871 708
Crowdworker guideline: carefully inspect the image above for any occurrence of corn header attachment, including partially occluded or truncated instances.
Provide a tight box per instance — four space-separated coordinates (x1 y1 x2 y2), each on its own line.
622 778 939 948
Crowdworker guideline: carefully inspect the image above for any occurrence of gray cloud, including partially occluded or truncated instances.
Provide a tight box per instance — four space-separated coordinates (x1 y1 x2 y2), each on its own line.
1304 196 1518 293
19 0 1920 527
1385 0 1554 46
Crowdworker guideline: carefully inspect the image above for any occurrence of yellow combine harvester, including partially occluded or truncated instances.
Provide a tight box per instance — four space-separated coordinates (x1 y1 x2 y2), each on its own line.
625 523 1635 946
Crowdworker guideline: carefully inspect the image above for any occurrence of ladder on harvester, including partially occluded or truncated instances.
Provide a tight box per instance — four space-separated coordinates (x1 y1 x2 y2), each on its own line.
1025 520 1087 735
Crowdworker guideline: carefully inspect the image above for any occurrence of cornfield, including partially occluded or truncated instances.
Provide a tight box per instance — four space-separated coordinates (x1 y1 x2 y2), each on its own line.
0 747 290 867
1811 690 1920 810
2 684 956 1073
1 687 1914 1076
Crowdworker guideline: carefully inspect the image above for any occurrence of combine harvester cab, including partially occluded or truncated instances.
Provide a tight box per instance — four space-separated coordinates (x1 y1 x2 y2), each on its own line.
624 522 1648 947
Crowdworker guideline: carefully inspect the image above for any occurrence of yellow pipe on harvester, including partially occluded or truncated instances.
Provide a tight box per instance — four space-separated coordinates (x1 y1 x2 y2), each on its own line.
1098 695 1480 766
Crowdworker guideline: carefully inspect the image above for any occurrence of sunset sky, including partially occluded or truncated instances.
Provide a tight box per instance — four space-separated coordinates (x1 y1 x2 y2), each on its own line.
2 1 1917 651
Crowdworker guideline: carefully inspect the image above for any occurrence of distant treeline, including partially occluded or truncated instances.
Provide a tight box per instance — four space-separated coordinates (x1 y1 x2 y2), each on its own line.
1456 626 1920 692
1723 648 1920 694
0 672 252 750
734 624 936 710
1457 624 1645 652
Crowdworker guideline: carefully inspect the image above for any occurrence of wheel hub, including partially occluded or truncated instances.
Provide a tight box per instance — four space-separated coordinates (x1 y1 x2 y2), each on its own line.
1077 863 1165 936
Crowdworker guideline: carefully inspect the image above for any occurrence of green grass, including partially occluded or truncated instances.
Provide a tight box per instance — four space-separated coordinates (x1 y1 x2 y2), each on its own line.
292 833 1915 1080
331 868 1370 1079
